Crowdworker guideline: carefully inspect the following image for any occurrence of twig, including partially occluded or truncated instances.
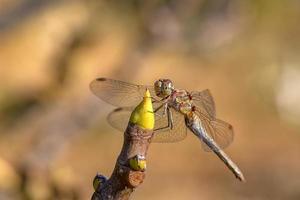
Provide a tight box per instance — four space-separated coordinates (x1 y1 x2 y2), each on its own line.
91 122 153 200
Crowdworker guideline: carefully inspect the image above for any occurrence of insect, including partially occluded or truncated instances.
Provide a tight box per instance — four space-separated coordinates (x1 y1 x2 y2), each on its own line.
90 78 245 181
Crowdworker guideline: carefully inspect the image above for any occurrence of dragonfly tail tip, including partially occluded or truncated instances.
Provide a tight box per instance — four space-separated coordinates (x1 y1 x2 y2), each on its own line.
237 173 246 182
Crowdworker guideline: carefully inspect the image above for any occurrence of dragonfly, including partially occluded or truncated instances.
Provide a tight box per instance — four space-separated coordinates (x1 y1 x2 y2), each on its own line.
90 77 245 182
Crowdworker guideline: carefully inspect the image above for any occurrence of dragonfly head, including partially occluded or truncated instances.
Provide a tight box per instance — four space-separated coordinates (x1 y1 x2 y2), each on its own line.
154 79 174 97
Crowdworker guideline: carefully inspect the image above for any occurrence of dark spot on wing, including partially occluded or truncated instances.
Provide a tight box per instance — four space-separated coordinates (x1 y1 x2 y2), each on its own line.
192 106 196 111
114 107 123 112
96 77 106 81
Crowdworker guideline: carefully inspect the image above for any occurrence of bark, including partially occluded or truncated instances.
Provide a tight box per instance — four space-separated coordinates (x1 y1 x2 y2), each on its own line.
91 122 154 200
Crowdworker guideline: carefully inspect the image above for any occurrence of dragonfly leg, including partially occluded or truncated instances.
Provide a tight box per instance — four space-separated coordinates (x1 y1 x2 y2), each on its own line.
152 102 168 116
154 103 164 113
168 107 174 130
162 103 168 116
154 107 174 131
147 102 164 116
152 103 169 118
151 97 160 103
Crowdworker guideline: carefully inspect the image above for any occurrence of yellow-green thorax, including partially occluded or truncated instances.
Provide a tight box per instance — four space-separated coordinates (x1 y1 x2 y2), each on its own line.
129 89 154 130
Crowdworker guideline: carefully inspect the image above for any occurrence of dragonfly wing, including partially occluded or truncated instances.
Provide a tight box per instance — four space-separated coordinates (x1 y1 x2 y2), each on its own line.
190 89 216 119
152 105 187 143
90 78 155 107
107 107 133 132
107 104 187 143
194 109 234 151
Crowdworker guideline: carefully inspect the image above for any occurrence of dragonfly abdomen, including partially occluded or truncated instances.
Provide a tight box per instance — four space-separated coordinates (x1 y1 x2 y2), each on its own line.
185 112 245 182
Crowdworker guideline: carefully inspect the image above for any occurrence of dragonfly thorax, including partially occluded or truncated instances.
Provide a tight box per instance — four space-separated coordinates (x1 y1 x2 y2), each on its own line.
154 79 175 98
169 89 194 115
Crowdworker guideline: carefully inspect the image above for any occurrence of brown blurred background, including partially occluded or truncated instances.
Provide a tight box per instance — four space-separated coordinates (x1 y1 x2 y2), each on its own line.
0 0 300 199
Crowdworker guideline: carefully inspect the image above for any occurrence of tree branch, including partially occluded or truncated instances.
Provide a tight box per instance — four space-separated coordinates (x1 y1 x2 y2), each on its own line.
91 122 154 200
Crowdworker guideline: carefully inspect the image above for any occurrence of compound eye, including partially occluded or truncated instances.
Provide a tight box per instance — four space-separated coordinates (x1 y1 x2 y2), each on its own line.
159 81 163 86
154 81 161 88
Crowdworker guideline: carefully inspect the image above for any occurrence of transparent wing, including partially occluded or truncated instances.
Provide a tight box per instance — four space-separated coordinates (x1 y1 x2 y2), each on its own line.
194 109 234 151
152 103 187 143
107 103 187 143
190 89 216 118
107 107 132 131
90 78 155 107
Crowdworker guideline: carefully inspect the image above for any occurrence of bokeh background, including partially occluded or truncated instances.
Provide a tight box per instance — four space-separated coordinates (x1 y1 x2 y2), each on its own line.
1 0 300 199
